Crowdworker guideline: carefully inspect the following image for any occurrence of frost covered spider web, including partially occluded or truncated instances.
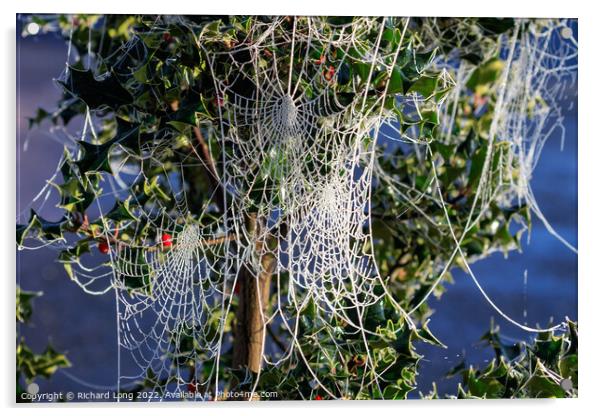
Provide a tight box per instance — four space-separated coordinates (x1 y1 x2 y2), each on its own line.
17 16 577 400
401 19 578 325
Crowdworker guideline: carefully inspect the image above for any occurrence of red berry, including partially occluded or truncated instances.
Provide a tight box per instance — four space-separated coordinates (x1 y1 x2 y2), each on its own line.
161 233 173 248
98 241 110 254
187 382 197 393
213 94 224 107
314 55 326 65
163 32 173 43
314 394 323 400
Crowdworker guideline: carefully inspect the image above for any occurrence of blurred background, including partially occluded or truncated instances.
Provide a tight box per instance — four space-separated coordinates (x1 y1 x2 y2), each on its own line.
16 17 578 398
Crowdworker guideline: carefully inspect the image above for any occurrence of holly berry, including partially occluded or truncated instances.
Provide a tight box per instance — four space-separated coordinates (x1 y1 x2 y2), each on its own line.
314 394 323 400
213 93 225 108
161 233 173 248
98 241 110 254
187 381 197 393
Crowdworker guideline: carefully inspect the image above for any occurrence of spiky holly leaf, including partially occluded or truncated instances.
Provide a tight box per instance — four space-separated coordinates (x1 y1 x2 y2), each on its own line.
16 209 69 246
75 118 140 174
59 66 133 110
16 287 42 324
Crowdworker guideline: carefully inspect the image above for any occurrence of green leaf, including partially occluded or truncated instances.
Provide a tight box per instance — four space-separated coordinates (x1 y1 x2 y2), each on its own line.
365 300 386 330
478 18 515 35
433 142 456 160
559 354 578 384
27 108 51 128
416 321 445 347
106 196 137 222
407 75 438 99
464 364 504 398
59 67 133 110
382 384 408 400
143 176 171 202
467 59 505 92
382 27 402 45
75 119 140 174
387 68 404 94
17 209 69 245
58 239 91 264
353 62 372 83
468 145 488 188
54 175 98 213
523 361 566 398
17 340 71 382
16 287 42 324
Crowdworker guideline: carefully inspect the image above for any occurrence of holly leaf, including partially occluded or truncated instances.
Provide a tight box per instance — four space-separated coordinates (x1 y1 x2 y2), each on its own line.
16 287 42 324
75 119 140 174
523 361 566 398
17 209 69 246
467 58 504 93
105 196 137 222
27 108 51 129
59 67 133 110
17 341 71 383
407 75 439 99
478 18 515 35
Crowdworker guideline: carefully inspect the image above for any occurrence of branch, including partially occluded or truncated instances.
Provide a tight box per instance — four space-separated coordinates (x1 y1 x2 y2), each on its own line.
67 213 236 251
192 126 225 210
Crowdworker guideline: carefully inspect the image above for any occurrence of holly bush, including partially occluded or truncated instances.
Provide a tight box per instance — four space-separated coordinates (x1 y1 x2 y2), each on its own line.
16 287 71 402
422 319 578 399
17 15 576 400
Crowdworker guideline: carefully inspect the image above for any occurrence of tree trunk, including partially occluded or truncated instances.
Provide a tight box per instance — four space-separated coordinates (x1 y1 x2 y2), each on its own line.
232 213 275 374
